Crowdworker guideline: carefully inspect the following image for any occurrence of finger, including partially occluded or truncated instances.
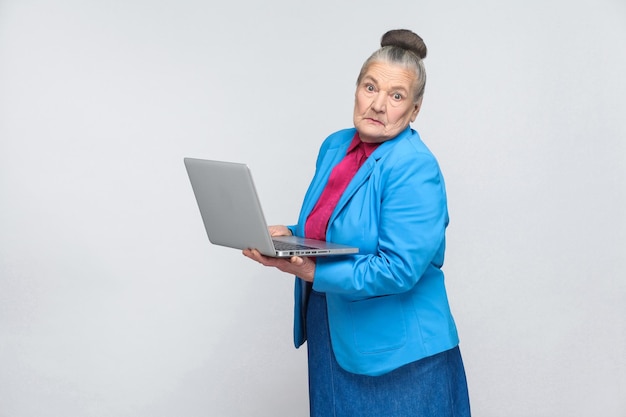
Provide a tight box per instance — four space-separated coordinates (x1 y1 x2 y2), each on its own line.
243 249 267 264
243 248 263 258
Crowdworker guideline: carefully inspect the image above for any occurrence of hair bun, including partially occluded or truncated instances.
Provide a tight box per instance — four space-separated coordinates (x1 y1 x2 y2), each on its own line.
381 29 427 59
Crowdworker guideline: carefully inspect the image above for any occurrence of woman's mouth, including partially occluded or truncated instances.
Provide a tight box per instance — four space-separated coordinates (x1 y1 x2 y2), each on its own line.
365 118 384 126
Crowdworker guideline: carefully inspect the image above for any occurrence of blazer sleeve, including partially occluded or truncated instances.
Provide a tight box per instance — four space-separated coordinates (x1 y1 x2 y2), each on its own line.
312 147 449 300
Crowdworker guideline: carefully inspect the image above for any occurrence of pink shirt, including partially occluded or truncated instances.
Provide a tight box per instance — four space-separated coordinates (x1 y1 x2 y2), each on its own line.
305 133 380 241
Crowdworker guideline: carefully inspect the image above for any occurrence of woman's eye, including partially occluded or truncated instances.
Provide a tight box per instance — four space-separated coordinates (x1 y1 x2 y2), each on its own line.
393 93 403 100
366 84 375 92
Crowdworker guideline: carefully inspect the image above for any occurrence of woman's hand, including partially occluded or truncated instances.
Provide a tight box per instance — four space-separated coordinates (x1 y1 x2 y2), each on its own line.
243 249 316 282
242 225 315 282
268 225 292 237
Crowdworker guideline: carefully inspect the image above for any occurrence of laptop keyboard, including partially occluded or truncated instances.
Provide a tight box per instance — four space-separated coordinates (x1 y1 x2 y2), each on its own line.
272 240 316 251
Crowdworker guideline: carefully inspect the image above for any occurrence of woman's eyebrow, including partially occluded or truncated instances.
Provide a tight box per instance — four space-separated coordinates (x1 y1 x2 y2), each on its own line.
391 85 409 94
361 75 378 84
361 75 409 93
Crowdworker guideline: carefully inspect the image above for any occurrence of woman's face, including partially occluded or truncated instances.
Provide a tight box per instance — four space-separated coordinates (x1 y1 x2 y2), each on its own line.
353 61 421 143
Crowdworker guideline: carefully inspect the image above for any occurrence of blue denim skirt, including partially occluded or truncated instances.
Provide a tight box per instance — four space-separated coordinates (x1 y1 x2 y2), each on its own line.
306 290 471 417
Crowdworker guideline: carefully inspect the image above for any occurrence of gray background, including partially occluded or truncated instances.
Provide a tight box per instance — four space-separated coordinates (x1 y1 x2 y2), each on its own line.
1 0 625 416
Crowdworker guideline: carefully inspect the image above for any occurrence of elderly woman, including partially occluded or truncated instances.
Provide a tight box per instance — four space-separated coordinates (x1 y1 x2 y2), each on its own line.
244 29 470 417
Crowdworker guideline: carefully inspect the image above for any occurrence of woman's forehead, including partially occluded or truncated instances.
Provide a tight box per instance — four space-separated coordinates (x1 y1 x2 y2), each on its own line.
361 62 417 87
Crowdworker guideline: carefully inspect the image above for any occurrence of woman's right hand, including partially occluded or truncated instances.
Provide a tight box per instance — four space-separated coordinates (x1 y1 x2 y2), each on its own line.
268 225 292 237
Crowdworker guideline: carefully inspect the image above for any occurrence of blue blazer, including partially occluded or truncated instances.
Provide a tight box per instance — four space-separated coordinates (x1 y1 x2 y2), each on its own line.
290 127 459 376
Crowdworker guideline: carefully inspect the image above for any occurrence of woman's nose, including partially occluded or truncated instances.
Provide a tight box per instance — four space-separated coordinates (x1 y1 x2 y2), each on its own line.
371 93 386 112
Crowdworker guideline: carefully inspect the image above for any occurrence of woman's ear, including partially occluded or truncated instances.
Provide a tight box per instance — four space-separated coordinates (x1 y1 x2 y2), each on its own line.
410 100 422 122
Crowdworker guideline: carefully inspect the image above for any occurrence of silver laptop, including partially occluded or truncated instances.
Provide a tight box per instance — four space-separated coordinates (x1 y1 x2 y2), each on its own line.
184 158 359 258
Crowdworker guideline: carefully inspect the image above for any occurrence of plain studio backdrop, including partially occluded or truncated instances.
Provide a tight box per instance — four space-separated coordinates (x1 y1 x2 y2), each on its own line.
1 0 625 416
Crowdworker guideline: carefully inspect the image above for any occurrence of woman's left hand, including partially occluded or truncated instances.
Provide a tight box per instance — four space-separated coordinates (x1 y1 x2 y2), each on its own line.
242 249 316 282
